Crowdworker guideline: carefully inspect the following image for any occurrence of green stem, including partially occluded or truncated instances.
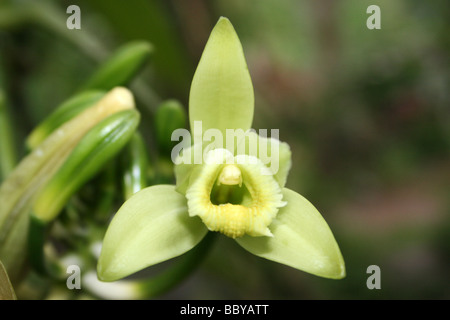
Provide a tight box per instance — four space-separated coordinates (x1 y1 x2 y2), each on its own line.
0 90 17 180
91 162 117 223
138 232 216 298
28 215 62 279
28 216 47 275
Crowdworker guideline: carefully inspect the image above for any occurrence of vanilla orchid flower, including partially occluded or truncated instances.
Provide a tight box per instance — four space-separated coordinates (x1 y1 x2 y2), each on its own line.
97 17 345 282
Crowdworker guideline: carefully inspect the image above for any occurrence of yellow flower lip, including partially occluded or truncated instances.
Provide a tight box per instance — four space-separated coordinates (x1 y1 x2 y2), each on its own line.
186 149 286 239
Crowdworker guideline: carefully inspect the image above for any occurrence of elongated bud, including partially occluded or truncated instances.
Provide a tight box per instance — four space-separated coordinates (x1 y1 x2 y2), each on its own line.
0 87 136 278
33 109 140 222
81 41 153 91
120 132 149 200
26 90 106 149
154 99 186 152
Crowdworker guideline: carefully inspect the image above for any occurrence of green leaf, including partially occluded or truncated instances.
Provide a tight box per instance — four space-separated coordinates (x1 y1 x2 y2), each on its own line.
0 260 16 300
97 185 208 281
33 109 140 222
189 17 254 141
236 131 292 187
81 41 153 91
236 188 345 279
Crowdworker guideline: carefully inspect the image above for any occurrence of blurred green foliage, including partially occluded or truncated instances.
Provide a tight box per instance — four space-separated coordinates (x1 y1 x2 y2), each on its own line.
0 0 449 299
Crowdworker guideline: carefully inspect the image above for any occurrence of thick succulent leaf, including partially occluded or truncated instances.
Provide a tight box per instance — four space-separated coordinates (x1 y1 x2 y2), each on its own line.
189 17 254 141
236 131 292 187
97 185 208 281
236 188 345 279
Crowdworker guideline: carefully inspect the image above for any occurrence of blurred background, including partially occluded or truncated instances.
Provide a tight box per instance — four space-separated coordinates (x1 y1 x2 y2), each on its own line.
0 0 449 299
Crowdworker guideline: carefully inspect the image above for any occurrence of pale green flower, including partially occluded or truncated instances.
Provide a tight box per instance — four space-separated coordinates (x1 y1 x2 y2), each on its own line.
97 17 345 282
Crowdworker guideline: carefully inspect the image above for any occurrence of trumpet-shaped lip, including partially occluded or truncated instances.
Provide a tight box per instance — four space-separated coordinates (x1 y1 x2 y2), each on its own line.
186 149 286 239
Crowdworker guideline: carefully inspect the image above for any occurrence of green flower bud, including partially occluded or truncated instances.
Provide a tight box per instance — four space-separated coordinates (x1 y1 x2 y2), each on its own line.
33 109 140 222
154 99 186 153
26 90 106 150
120 132 149 200
0 87 136 279
81 41 153 91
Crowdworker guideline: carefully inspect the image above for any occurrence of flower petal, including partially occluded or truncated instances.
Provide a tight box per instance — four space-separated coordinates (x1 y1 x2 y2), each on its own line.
236 188 345 279
97 185 208 281
189 17 254 140
236 131 292 187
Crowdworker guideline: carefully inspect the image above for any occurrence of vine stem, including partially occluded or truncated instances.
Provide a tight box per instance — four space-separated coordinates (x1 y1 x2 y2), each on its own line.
0 90 17 180
137 232 216 298
27 215 63 279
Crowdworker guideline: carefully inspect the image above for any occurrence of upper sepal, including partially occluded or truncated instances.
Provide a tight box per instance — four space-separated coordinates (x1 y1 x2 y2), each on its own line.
189 17 254 141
